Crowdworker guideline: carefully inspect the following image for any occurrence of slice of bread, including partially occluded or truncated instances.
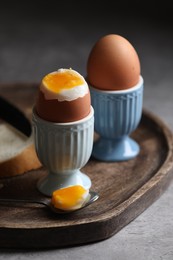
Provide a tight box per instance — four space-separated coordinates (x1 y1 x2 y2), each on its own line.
0 123 42 178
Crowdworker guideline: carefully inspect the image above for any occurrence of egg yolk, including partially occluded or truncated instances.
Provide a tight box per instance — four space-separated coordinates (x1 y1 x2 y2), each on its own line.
43 70 84 94
51 185 88 210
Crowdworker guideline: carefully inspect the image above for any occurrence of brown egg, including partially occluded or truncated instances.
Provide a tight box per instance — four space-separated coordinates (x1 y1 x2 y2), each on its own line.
35 68 91 123
87 34 141 90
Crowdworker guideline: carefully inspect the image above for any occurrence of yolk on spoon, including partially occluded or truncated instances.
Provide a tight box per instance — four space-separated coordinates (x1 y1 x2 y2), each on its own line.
51 185 89 211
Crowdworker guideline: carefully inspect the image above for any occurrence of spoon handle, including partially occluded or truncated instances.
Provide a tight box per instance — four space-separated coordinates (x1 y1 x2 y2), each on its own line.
0 198 48 207
0 191 99 213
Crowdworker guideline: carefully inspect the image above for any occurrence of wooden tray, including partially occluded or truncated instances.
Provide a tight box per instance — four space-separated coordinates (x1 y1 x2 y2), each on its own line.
0 83 173 249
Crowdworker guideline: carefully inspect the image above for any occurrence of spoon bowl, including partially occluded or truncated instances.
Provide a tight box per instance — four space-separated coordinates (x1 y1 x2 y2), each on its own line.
0 191 99 214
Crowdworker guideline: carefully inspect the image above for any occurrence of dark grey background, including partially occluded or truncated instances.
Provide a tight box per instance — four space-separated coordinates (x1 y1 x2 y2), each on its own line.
0 1 173 259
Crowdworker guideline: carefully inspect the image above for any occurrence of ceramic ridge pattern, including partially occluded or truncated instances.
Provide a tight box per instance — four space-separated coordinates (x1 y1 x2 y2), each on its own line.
91 85 143 138
32 112 94 174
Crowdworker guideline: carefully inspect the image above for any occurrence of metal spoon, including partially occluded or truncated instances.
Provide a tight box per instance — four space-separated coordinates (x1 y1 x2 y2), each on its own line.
0 191 99 214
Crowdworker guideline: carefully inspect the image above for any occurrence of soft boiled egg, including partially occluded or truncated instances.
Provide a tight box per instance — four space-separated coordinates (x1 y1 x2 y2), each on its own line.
87 34 141 91
35 68 91 123
51 185 89 211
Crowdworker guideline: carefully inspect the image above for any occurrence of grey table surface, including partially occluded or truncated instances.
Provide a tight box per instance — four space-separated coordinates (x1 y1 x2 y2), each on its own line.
0 2 173 260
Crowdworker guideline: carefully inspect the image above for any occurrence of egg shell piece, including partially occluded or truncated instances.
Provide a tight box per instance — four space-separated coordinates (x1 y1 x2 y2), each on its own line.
35 90 91 123
87 34 141 90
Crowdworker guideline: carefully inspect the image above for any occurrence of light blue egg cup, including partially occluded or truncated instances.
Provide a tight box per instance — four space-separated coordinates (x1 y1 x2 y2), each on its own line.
90 76 144 162
32 107 94 196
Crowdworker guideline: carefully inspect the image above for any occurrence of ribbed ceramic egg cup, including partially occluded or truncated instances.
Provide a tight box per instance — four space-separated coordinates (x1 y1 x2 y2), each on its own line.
90 76 144 162
32 107 94 196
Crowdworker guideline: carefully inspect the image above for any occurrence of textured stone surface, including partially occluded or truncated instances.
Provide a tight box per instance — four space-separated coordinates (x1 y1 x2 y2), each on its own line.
0 2 173 259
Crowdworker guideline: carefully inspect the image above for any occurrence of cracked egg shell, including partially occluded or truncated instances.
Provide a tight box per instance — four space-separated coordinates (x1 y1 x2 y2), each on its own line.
87 34 141 91
35 68 91 123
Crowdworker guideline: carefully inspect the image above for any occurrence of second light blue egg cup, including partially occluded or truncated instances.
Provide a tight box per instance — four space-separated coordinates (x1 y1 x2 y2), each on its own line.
90 76 144 162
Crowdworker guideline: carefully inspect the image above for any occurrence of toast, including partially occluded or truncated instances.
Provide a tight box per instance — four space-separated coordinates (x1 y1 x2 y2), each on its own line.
0 123 41 178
